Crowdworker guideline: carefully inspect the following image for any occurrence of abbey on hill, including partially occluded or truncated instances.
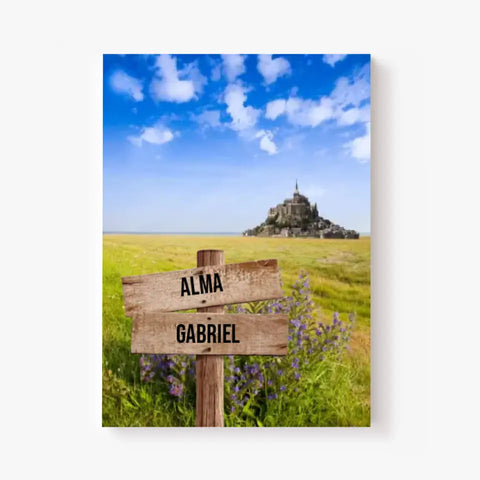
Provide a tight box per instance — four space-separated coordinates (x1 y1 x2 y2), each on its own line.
243 181 359 239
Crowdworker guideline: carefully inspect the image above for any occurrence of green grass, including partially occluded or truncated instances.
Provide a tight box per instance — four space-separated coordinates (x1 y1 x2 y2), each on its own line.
103 234 370 427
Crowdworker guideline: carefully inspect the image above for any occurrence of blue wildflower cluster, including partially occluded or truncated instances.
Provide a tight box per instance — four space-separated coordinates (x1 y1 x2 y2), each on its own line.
139 353 194 399
224 271 355 418
138 271 356 417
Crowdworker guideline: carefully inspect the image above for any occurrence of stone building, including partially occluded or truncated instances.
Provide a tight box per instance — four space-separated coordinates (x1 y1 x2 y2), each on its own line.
267 180 318 227
243 181 359 239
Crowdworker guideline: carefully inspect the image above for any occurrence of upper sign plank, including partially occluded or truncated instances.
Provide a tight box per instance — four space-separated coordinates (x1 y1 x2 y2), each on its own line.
122 259 283 315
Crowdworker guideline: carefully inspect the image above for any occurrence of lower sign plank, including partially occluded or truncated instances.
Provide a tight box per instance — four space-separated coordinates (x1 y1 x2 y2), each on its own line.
131 313 288 355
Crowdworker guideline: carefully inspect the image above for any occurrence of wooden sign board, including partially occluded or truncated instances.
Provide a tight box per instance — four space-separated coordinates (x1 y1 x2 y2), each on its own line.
131 312 288 355
122 259 283 315
121 251 287 427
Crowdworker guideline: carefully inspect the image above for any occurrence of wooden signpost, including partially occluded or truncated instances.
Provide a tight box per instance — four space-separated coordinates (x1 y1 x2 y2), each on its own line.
121 249 288 427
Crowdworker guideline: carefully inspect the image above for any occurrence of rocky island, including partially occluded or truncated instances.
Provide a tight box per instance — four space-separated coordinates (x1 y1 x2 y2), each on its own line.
243 181 359 239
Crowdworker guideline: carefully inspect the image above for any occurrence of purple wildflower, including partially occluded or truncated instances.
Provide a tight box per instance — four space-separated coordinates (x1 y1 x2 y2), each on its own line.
169 382 184 397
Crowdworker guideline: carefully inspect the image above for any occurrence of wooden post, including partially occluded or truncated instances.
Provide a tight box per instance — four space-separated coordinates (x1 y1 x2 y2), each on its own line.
122 251 287 426
196 249 224 427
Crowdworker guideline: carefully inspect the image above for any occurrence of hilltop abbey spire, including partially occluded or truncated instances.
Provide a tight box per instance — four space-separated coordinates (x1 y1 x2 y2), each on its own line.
243 182 359 239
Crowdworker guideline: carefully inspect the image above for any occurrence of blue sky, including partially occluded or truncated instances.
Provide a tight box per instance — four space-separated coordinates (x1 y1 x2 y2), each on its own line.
103 54 370 232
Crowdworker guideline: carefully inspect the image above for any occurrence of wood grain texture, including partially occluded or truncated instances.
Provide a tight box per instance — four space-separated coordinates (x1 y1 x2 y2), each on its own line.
131 313 288 355
196 250 224 427
196 350 223 428
121 258 283 315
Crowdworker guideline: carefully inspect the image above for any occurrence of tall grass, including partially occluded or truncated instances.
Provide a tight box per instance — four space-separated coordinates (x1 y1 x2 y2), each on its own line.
103 234 370 427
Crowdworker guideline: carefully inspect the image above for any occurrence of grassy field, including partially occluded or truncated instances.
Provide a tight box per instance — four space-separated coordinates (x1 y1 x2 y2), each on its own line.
103 234 370 427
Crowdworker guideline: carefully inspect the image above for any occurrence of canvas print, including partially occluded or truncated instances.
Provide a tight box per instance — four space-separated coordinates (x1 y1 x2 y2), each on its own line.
103 54 370 427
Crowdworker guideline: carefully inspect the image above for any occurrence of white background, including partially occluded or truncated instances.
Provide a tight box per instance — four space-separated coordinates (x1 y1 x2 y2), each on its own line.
1 1 479 478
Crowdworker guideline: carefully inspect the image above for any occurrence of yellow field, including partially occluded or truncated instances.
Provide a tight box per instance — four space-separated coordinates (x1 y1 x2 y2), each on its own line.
102 234 370 426
104 234 369 345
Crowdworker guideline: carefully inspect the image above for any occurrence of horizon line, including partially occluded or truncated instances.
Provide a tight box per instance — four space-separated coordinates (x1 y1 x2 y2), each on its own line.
103 231 371 235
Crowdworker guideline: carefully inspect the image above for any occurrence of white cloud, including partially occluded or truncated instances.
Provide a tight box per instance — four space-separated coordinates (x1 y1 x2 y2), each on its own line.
265 99 286 120
331 63 370 108
266 96 335 127
150 54 206 103
128 123 175 147
211 63 221 81
221 54 246 82
207 56 222 81
193 110 222 129
337 105 370 126
257 54 291 85
323 54 347 67
264 62 370 130
224 83 260 131
223 83 278 155
110 70 144 101
345 123 370 162
286 96 335 127
255 130 278 155
181 61 207 92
